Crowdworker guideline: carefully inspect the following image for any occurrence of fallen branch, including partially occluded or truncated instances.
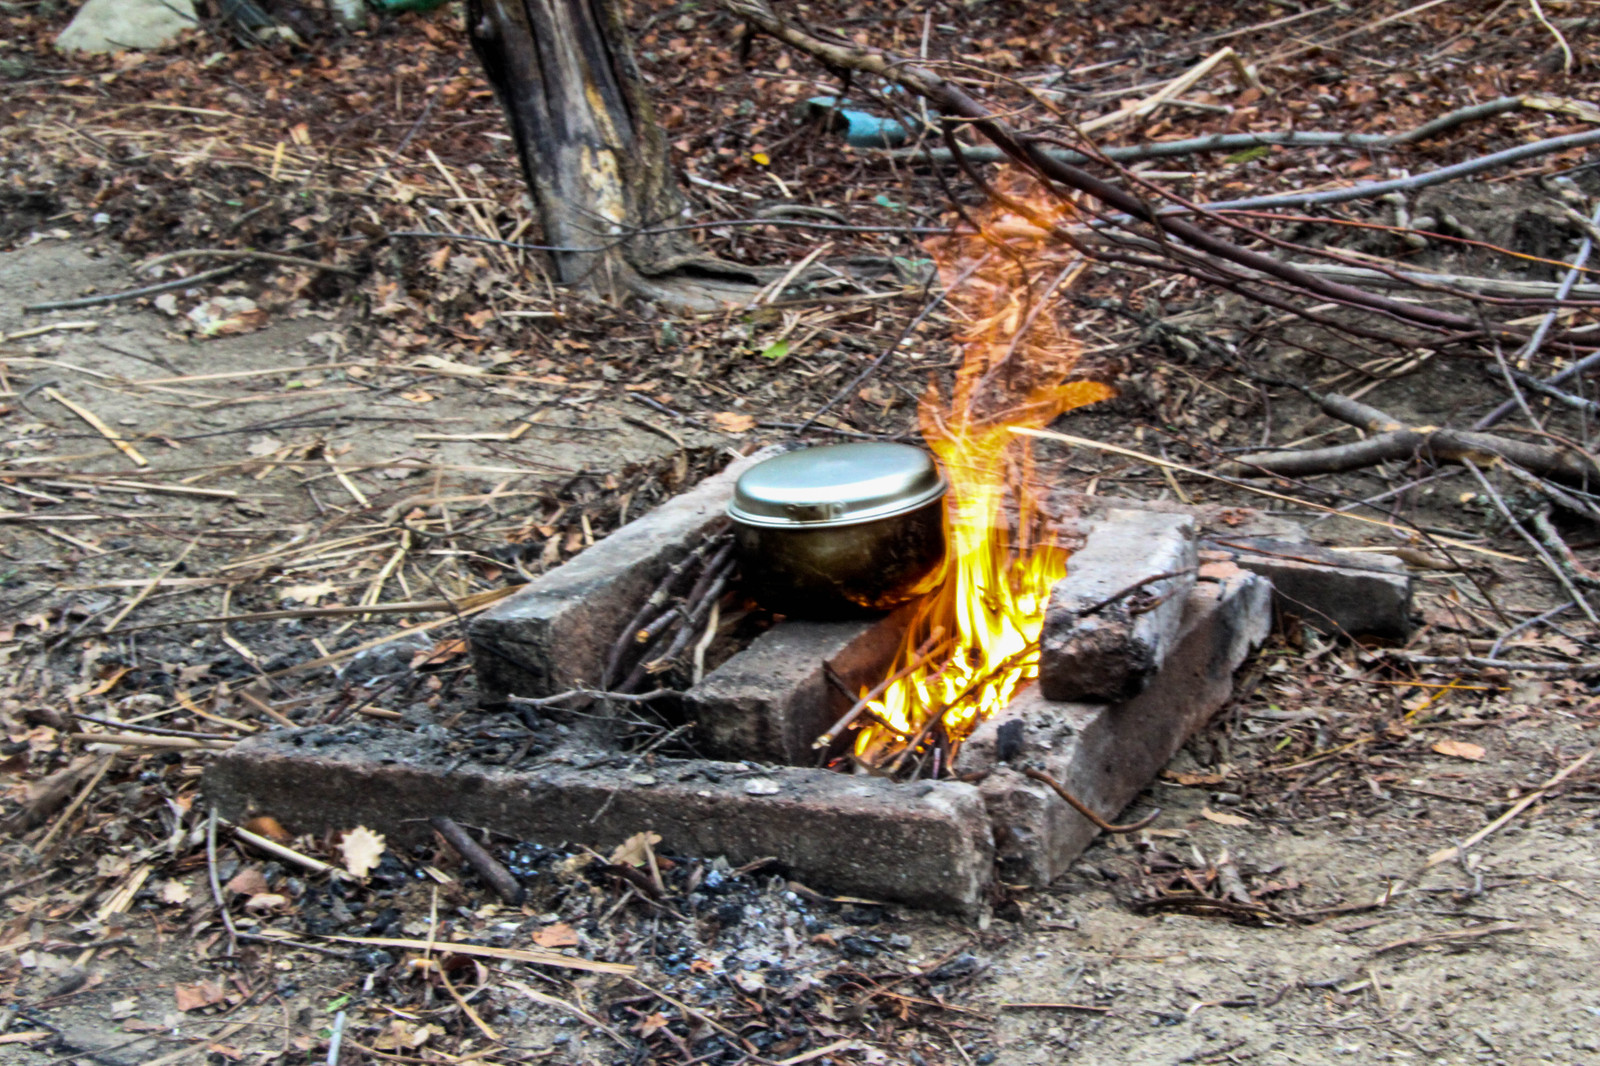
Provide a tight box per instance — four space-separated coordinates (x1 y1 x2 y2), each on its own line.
23 264 241 313
883 95 1535 167
1220 393 1600 484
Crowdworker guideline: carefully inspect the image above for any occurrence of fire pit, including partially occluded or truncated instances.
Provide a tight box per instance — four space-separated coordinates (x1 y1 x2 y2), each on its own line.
203 450 1311 912
202 191 1414 913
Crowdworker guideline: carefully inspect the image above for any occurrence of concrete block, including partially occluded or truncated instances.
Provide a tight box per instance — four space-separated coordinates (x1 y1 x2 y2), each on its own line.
684 610 908 765
967 566 1270 886
1038 509 1198 702
203 729 995 914
469 448 779 701
1202 536 1412 639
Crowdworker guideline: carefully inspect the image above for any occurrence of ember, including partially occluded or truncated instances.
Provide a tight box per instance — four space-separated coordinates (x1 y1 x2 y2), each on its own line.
852 188 1114 771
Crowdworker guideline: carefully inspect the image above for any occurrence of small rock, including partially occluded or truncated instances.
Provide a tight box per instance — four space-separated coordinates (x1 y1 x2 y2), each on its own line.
57 0 199 54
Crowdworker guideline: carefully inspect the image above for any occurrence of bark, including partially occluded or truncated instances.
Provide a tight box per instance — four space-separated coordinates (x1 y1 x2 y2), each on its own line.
467 0 759 308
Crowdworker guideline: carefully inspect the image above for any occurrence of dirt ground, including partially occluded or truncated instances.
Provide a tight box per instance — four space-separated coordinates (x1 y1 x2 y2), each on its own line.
4 1 1600 1064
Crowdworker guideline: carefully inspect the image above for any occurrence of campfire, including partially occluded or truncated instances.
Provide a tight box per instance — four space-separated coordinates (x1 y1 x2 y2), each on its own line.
846 189 1114 774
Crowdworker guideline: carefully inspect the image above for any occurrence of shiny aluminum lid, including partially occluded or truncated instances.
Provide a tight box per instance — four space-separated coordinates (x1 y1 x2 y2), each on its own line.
728 443 947 529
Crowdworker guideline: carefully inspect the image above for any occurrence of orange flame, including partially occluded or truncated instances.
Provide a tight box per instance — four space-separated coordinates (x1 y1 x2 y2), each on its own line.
852 187 1114 771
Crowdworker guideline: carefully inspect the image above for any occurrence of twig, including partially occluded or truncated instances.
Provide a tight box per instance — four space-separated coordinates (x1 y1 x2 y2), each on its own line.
814 630 950 749
45 388 148 467
507 688 677 710
1076 568 1196 619
1461 458 1599 626
1023 767 1162 833
1528 0 1574 74
35 756 112 852
690 599 720 685
325 1011 346 1066
884 97 1532 166
207 808 238 956
135 248 355 275
1477 200 1600 430
1373 921 1526 955
103 535 198 633
1012 427 1521 560
70 732 233 750
23 264 241 312
233 825 347 880
1192 127 1600 214
429 817 525 905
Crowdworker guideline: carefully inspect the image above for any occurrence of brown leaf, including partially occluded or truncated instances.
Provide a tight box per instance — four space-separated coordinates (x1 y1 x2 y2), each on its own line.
1200 808 1252 827
1432 739 1485 761
532 923 578 948
242 815 291 843
174 980 226 1012
711 411 756 434
340 825 386 878
224 867 269 897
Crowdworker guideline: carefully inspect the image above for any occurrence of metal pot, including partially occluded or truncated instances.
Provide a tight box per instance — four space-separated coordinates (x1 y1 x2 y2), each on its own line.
727 443 948 618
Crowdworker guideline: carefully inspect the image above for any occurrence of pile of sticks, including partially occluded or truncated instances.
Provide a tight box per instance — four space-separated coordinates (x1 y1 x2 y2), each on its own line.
600 533 736 694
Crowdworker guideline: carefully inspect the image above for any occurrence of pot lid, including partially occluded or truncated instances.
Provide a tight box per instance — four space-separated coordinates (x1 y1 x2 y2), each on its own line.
728 443 947 528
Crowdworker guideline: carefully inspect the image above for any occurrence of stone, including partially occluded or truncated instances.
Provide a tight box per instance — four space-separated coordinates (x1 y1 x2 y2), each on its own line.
203 728 995 914
1201 535 1413 639
469 448 780 701
966 566 1270 886
1037 509 1198 702
684 609 908 765
56 0 199 54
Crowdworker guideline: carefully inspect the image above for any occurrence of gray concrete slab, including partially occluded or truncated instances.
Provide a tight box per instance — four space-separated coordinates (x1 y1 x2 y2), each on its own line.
1038 508 1198 702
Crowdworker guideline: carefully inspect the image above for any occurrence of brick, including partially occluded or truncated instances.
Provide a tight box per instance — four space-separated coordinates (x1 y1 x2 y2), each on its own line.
1202 535 1412 639
468 448 780 701
1038 509 1198 702
966 567 1270 887
203 729 994 914
684 610 908 765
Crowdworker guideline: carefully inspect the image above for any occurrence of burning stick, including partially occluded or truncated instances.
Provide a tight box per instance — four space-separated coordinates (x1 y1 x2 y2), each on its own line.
881 642 1042 775
1022 767 1161 834
813 629 950 750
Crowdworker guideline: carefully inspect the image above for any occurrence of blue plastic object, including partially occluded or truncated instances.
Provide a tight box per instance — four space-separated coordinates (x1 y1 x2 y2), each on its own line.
804 95 919 148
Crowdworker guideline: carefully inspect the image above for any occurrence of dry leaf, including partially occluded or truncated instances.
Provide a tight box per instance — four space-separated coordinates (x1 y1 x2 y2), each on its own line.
711 411 756 434
174 979 227 1012
635 1011 671 1038
411 638 467 669
340 825 387 878
242 815 291 843
281 581 337 606
225 867 269 897
608 830 661 868
243 893 290 913
246 436 285 458
532 923 578 948
1200 808 1252 827
1432 739 1485 761
157 880 192 906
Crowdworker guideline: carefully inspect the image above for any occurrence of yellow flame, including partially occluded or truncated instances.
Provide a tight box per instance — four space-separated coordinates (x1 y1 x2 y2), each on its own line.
853 184 1114 770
